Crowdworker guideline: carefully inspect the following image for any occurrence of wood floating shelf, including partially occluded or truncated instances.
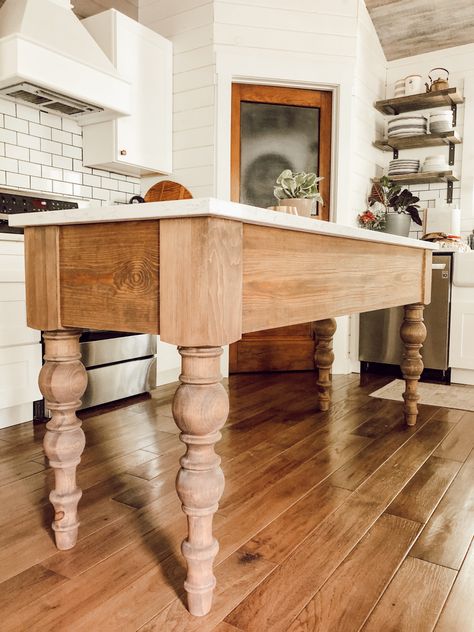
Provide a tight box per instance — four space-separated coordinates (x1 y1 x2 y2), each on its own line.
374 171 458 185
374 88 464 115
374 130 462 152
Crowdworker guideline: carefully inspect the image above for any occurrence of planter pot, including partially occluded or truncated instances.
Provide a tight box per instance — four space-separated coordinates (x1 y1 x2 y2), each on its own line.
279 198 314 218
383 212 411 237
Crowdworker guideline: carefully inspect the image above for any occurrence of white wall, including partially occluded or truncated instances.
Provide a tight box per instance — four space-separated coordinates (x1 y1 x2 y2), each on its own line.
387 43 474 239
140 0 216 198
140 0 389 378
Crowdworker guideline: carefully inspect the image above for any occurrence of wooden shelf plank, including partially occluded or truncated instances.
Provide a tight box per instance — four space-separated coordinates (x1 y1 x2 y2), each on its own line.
374 131 462 152
373 171 459 185
375 88 464 115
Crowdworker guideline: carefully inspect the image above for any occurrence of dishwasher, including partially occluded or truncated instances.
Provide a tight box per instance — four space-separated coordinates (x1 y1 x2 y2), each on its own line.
359 252 452 383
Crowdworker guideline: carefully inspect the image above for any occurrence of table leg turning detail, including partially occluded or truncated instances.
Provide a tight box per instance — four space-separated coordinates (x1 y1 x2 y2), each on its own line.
314 318 337 412
39 330 87 550
173 346 228 616
400 303 426 426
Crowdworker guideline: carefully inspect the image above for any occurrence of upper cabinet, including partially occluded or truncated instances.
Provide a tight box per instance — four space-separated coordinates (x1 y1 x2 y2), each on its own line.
82 10 172 177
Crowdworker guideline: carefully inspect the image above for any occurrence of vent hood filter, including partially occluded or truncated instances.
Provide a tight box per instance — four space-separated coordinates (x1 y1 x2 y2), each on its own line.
0 0 131 124
0 82 104 116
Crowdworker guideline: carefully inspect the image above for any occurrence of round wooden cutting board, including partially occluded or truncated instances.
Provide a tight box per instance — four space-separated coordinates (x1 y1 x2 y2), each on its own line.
144 180 193 202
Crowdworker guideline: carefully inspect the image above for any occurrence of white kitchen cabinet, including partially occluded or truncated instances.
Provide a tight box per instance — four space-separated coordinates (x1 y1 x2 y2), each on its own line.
82 10 172 177
450 301 474 370
0 236 42 427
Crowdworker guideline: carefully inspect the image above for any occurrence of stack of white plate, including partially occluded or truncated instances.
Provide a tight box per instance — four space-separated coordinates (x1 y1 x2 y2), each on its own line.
422 155 449 172
394 78 406 98
388 159 420 175
387 115 427 138
429 110 453 134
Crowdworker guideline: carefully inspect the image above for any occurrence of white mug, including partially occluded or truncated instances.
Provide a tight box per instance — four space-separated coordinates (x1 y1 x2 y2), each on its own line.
405 74 422 95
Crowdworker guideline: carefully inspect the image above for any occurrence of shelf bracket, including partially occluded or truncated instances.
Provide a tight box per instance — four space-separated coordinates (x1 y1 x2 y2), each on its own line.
447 180 453 204
451 103 457 127
393 148 399 159
448 142 455 166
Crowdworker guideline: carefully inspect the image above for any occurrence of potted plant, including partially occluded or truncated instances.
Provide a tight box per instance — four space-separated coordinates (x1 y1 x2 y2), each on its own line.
368 176 422 237
273 169 323 217
357 206 386 231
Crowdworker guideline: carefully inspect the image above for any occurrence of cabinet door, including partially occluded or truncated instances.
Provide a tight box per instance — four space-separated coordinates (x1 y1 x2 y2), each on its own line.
0 344 42 409
450 301 474 369
0 240 25 282
0 283 41 347
115 16 172 173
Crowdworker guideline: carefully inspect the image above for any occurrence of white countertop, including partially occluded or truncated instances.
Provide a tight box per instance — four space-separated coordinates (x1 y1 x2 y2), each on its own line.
8 197 437 250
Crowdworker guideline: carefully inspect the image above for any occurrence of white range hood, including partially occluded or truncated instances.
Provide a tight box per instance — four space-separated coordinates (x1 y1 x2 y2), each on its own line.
0 0 131 124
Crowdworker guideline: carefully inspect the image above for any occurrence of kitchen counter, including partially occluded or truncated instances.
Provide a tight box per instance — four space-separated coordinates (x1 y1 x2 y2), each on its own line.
9 197 437 251
13 198 434 618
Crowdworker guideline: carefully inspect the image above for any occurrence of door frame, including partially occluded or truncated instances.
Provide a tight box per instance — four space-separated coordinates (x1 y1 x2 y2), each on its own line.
230 83 333 220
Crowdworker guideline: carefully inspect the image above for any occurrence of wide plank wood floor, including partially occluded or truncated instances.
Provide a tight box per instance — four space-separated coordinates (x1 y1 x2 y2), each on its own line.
0 372 473 631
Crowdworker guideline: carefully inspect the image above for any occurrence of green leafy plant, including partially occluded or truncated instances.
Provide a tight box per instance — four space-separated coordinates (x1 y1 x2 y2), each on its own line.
274 170 323 203
369 176 422 226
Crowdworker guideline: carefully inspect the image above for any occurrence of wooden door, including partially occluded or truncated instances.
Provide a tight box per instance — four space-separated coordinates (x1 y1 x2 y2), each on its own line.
229 83 332 373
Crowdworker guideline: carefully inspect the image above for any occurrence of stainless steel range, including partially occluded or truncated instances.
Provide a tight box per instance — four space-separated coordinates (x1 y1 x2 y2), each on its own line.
2 189 156 416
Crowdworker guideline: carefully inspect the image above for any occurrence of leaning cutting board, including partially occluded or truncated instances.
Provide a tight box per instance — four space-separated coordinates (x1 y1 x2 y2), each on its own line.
144 180 193 202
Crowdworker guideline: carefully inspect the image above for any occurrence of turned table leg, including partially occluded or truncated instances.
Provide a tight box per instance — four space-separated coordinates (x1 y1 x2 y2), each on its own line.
39 330 87 550
314 318 337 412
400 304 426 426
172 346 228 616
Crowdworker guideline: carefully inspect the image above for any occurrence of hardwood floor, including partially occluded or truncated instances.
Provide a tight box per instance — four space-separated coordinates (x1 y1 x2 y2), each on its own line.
0 372 473 631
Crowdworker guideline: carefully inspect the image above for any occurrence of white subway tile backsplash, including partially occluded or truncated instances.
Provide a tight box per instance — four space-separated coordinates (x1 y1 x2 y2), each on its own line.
40 139 62 155
0 100 15 116
92 187 110 201
101 177 118 190
118 180 135 193
5 144 29 161
63 144 82 159
29 122 52 140
73 184 92 198
16 104 40 123
62 118 82 135
0 128 16 144
19 161 41 177
0 96 139 204
30 149 52 166
6 172 29 188
4 115 28 133
63 170 82 184
73 159 91 174
52 128 73 144
83 174 101 187
40 112 62 129
30 176 53 192
17 132 40 150
53 180 73 195
42 165 63 180
0 156 18 172
52 155 73 170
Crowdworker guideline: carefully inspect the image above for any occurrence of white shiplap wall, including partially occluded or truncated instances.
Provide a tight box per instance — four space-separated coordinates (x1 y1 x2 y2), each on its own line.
351 0 387 213
139 0 216 198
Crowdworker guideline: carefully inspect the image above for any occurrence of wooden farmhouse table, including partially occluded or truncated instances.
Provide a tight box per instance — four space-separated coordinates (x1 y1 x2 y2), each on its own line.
10 199 437 617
